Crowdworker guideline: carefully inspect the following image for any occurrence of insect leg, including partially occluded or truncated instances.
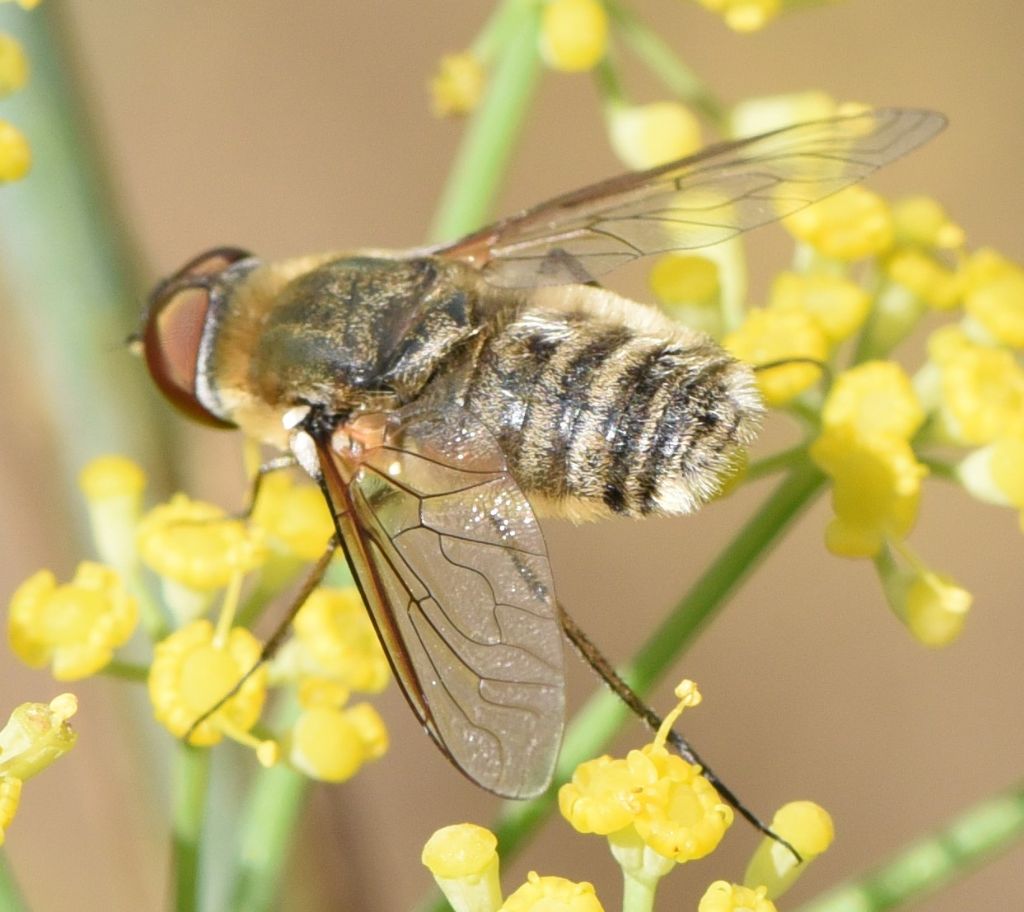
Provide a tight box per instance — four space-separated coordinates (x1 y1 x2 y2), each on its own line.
184 535 338 743
237 454 299 519
556 600 801 862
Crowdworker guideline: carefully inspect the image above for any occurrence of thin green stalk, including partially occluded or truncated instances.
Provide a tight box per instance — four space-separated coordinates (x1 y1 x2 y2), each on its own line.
173 745 212 912
794 779 1024 912
607 1 726 126
0 7 175 526
420 459 825 912
101 659 150 683
0 854 28 912
428 0 543 242
228 764 310 912
745 444 810 482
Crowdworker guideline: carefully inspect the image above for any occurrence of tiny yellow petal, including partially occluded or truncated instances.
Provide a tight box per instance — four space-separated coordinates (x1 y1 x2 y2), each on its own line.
784 185 893 261
250 472 334 562
699 881 777 912
822 361 925 441
430 52 486 117
963 266 1024 349
904 570 972 648
8 563 138 680
0 695 78 783
148 620 266 746
288 702 386 782
559 754 643 835
0 34 29 96
539 0 608 72
695 0 781 31
0 119 30 181
768 271 870 343
729 91 837 139
137 494 267 590
936 344 1024 446
745 801 834 898
609 101 702 171
422 823 498 879
501 872 606 912
0 776 22 846
891 196 965 250
724 308 828 406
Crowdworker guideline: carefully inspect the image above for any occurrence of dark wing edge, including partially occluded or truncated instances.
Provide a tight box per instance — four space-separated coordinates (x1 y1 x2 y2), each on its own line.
434 108 947 288
309 404 565 799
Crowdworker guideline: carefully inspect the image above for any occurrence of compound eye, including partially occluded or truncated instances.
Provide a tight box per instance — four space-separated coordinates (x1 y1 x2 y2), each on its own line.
141 248 251 428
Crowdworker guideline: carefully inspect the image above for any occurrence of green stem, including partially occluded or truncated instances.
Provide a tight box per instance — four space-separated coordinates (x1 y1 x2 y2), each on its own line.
228 765 310 912
606 1 726 126
916 455 958 482
173 745 212 912
0 854 28 912
420 460 825 912
745 443 809 482
793 779 1024 912
622 872 657 912
0 7 176 527
428 0 542 242
101 659 150 683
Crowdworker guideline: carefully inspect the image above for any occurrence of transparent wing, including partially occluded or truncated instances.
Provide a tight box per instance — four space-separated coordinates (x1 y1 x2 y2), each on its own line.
313 403 565 799
435 108 946 287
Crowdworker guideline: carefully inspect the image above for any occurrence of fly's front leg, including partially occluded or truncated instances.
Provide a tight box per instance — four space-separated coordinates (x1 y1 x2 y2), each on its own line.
238 453 299 520
184 535 338 743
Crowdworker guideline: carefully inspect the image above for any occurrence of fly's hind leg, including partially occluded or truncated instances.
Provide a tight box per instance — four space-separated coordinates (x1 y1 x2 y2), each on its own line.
556 599 801 862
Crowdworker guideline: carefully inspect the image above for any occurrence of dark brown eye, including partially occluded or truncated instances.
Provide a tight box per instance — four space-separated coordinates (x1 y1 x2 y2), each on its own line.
141 248 252 428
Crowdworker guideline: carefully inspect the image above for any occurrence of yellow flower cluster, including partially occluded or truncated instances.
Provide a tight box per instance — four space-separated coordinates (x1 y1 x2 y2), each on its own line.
0 694 78 846
700 139 1023 647
422 683 832 912
430 52 486 118
0 3 38 181
6 455 389 784
693 0 780 32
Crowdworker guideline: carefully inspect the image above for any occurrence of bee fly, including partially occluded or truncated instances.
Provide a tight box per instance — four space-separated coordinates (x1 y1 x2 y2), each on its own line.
138 109 944 800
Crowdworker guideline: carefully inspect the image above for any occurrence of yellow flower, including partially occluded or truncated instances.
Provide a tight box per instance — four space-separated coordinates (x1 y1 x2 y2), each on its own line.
724 308 828 406
501 873 605 912
784 185 893 261
810 428 927 558
8 563 138 680
0 694 78 846
148 619 267 746
288 701 387 782
629 744 733 862
881 557 972 649
822 361 924 441
138 494 267 590
608 101 702 171
0 119 30 181
650 254 719 307
1 0 43 9
250 471 334 562
694 0 780 32
885 248 962 311
0 776 20 847
699 881 777 912
561 681 731 866
430 51 486 117
934 343 1024 446
0 34 28 96
768 271 870 344
957 428 1024 508
78 455 147 573
422 823 502 912
962 253 1024 349
729 91 837 139
744 801 834 898
539 0 608 73
282 587 390 693
891 196 965 250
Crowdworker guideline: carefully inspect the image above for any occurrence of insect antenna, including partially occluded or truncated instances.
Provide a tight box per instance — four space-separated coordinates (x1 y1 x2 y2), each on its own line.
556 600 802 863
183 537 338 743
754 357 832 387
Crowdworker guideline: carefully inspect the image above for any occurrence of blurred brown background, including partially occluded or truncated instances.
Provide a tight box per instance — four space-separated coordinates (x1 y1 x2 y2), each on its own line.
2 1 1023 910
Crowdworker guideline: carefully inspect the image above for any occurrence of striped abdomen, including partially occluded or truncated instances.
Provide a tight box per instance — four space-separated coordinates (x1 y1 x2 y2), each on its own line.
461 288 763 520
